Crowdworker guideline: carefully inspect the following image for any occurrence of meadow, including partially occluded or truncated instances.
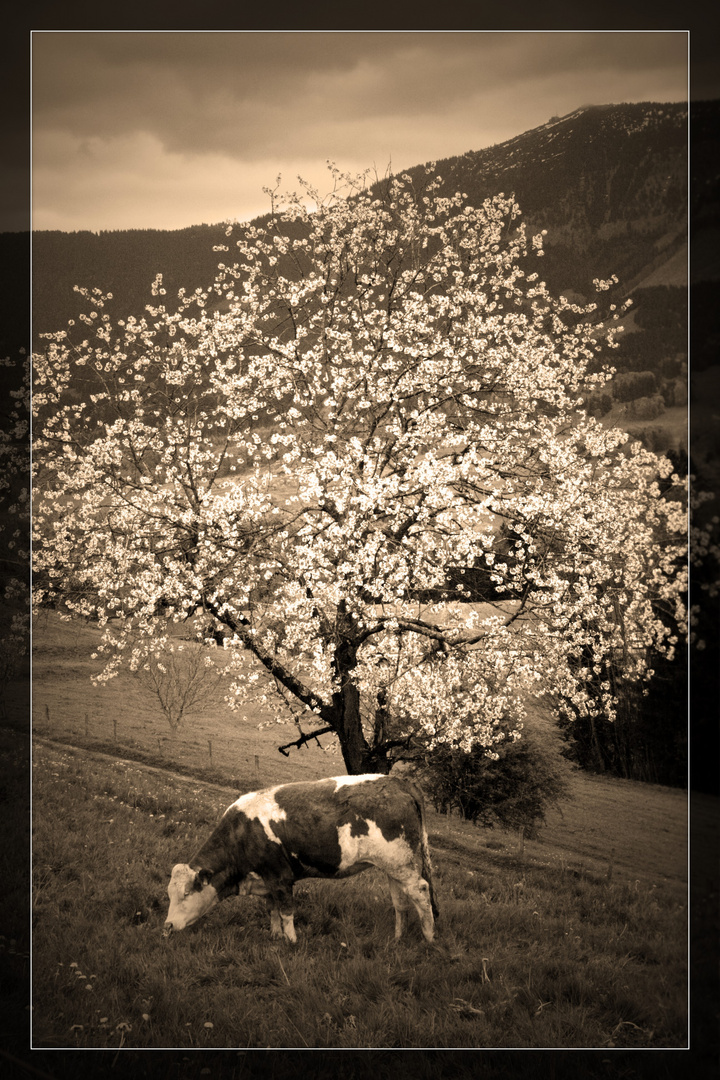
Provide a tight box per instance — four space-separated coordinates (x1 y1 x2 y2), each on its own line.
30 612 689 1051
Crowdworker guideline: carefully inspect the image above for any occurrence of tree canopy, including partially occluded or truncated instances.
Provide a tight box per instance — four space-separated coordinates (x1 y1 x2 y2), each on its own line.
33 166 687 773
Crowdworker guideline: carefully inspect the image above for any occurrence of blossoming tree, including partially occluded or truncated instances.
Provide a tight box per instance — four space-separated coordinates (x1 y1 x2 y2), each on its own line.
33 168 686 773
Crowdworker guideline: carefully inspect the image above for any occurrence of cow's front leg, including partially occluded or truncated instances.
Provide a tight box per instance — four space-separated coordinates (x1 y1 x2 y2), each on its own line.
266 886 297 943
388 876 410 940
388 869 435 943
267 902 284 939
279 910 297 943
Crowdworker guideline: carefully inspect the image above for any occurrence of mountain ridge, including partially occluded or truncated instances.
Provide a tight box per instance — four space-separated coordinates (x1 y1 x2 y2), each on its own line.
27 99 699 348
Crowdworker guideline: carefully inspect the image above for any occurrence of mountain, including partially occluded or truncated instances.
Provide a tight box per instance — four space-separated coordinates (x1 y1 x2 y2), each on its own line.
27 101 700 349
22 99 703 462
405 101 689 297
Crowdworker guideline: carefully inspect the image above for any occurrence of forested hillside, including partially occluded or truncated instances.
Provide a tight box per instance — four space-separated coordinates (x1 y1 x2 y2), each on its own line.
31 223 228 347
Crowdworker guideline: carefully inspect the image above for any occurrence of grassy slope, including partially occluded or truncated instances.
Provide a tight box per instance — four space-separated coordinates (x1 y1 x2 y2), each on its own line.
28 612 691 1051
31 737 688 1051
602 404 688 453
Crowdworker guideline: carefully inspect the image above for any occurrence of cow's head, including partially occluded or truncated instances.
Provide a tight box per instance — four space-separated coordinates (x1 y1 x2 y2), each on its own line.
163 864 219 936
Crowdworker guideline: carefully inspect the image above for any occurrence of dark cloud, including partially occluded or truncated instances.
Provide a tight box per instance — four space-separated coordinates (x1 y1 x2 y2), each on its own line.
30 30 689 231
33 31 688 156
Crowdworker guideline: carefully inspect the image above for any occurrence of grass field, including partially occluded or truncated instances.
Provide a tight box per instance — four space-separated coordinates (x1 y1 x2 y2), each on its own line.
31 737 688 1050
601 404 688 456
28 612 691 1050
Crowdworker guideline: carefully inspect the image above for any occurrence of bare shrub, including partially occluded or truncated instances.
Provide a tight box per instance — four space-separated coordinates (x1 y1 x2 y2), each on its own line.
133 637 228 732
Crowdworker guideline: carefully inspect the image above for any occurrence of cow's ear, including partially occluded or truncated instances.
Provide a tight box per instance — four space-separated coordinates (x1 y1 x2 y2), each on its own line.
196 869 213 888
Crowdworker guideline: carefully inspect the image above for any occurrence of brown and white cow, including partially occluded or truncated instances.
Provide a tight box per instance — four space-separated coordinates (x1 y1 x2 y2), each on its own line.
163 774 438 944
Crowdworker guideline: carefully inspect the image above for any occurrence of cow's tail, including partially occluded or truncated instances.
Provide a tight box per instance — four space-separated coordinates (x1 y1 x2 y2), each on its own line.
406 779 439 921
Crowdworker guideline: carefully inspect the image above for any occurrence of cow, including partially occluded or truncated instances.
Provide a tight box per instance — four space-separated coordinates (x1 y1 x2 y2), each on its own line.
163 773 438 944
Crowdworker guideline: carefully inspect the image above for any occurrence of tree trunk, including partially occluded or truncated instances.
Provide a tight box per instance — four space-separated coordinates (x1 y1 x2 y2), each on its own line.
332 637 370 774
330 605 392 774
213 600 389 775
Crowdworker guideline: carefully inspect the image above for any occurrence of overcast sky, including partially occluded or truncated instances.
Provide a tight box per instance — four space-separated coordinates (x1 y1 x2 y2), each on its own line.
31 30 690 233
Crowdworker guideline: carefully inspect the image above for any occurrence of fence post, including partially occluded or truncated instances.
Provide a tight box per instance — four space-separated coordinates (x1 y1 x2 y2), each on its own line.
208 739 213 766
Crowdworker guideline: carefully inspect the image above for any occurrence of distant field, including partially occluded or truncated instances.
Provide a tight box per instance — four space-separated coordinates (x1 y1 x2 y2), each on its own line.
31 609 346 791
31 610 689 889
29 611 689 1049
600 404 688 455
633 241 688 291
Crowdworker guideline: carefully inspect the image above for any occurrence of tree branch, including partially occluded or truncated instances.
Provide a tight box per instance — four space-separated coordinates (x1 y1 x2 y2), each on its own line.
203 598 333 720
278 725 336 757
356 614 455 646
357 605 535 648
375 733 416 756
